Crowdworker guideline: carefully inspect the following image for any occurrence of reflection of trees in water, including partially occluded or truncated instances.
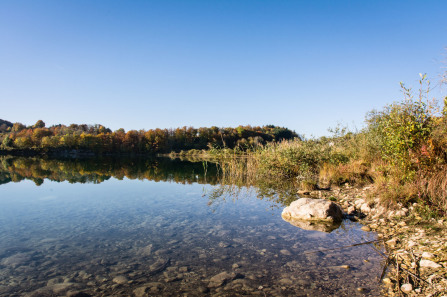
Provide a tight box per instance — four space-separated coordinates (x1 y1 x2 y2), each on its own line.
0 156 219 186
205 181 299 211
205 157 300 209
0 156 299 209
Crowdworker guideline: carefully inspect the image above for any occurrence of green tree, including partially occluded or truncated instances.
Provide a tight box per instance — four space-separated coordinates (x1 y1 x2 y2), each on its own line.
2 135 12 148
33 120 45 128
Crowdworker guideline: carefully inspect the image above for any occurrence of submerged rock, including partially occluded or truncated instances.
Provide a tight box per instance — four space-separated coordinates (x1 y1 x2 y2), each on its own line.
1 253 32 268
208 271 237 288
112 275 129 284
281 217 342 233
133 282 163 297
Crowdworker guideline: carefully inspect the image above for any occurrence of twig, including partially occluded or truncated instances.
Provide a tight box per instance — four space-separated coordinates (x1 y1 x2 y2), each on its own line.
396 256 401 296
301 238 385 255
379 256 391 283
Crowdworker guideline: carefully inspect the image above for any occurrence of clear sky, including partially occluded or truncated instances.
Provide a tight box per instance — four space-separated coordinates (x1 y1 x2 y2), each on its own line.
1 0 446 137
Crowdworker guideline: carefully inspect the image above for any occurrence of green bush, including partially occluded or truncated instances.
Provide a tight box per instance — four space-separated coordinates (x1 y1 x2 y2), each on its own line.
365 75 436 181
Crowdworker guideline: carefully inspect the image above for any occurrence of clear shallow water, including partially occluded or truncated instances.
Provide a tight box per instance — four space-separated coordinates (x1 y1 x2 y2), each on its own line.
0 157 385 296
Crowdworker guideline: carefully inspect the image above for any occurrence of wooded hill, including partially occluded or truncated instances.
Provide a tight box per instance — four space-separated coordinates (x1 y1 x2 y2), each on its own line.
0 120 298 156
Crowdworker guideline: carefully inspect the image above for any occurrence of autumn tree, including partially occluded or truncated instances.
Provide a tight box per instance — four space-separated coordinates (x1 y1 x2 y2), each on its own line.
33 120 45 128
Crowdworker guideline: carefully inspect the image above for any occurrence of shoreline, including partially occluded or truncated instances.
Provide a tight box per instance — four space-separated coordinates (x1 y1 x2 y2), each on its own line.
310 184 447 296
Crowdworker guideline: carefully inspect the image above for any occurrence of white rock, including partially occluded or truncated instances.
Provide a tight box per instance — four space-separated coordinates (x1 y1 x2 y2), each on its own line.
360 203 371 213
355 199 365 207
407 240 417 248
422 252 435 259
347 206 356 215
394 209 408 217
420 259 441 269
386 238 398 248
401 283 413 293
281 198 343 222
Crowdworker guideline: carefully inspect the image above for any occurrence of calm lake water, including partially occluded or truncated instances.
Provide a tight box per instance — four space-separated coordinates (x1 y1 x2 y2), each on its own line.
0 157 385 296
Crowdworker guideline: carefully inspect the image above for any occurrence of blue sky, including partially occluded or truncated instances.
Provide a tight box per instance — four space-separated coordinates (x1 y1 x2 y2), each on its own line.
1 0 446 137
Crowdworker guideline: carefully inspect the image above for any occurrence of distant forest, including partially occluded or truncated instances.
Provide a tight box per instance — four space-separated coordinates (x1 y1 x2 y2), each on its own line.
0 119 299 155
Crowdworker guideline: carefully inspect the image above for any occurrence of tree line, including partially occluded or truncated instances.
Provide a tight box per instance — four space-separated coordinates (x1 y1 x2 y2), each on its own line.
0 120 299 155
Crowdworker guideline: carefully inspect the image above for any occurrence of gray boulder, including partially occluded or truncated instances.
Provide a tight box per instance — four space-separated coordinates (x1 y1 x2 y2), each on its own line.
281 198 344 222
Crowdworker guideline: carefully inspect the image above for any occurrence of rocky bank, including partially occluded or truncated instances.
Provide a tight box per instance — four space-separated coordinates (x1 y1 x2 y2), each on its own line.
303 184 447 296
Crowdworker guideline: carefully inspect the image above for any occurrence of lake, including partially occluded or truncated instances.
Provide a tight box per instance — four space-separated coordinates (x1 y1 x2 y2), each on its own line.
0 157 385 296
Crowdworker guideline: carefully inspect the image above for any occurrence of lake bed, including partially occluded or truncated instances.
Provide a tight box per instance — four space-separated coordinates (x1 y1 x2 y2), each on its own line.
0 157 385 296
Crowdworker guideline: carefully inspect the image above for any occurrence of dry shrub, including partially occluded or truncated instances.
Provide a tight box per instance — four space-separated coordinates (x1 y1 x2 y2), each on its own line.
299 180 318 191
318 160 373 187
419 166 447 215
373 177 419 209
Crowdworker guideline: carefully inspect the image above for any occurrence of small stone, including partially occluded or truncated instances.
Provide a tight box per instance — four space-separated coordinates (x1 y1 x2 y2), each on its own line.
394 210 407 217
133 286 149 297
208 272 235 288
67 292 92 297
140 244 153 256
197 286 209 293
279 278 293 285
401 283 413 293
179 266 188 273
422 252 435 259
355 199 365 207
369 223 378 229
357 287 366 292
386 238 399 248
347 206 356 215
382 277 392 285
218 242 229 248
407 240 417 248
51 283 75 294
112 275 128 284
361 226 371 232
360 203 371 213
280 250 292 256
420 259 442 268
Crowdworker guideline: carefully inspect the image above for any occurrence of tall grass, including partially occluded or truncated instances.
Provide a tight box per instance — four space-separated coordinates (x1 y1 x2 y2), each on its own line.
209 75 447 216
